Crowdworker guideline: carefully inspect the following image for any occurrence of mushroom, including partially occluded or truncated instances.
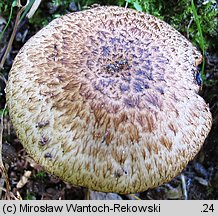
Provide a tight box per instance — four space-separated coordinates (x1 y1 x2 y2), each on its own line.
6 6 212 194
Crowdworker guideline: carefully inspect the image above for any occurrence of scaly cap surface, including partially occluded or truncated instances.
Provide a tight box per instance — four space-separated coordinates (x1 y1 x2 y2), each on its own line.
6 6 212 194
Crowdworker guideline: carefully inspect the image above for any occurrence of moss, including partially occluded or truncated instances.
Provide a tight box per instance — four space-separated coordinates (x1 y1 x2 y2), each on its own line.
117 0 217 51
0 0 13 17
1 1 217 52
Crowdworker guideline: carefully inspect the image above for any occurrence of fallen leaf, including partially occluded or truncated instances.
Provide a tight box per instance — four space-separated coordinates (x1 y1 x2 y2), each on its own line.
16 170 31 189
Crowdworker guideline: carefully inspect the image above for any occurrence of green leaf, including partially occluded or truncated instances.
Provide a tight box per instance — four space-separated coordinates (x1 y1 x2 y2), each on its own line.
191 0 206 80
133 1 142 11
0 0 17 42
12 0 17 7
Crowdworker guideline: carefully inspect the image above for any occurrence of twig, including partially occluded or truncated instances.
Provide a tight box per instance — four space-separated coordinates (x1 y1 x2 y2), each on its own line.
129 194 141 200
186 17 193 39
26 0 41 19
86 189 90 200
0 186 20 200
0 178 5 198
180 174 188 200
0 6 25 69
0 0 31 69
125 1 129 9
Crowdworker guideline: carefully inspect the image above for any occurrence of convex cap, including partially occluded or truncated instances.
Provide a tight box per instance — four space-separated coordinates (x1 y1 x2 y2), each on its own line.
6 6 212 194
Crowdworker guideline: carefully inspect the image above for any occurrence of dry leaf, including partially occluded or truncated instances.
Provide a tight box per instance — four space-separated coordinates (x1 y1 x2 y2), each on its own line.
16 170 31 189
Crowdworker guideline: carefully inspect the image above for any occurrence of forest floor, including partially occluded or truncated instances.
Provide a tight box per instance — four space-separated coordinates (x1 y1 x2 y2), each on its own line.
0 2 217 200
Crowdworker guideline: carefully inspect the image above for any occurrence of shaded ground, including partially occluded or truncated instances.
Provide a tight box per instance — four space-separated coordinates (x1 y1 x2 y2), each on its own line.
0 2 218 200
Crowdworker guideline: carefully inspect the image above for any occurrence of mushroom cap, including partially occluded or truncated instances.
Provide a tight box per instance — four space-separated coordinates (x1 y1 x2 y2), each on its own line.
6 6 212 194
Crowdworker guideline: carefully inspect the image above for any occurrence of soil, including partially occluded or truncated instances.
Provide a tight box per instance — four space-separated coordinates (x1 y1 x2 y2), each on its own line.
0 4 217 200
